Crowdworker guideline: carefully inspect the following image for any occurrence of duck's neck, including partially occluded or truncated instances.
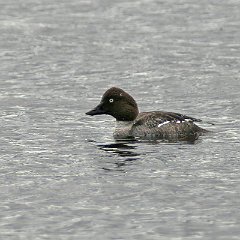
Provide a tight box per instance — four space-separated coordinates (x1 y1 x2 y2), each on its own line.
114 120 134 138
115 120 134 128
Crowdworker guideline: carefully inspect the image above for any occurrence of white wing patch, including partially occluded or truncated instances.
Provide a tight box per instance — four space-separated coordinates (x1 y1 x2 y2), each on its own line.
158 119 193 127
158 121 170 127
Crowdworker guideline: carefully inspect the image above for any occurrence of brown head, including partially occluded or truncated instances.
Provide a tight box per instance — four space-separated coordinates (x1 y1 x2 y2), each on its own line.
86 87 139 121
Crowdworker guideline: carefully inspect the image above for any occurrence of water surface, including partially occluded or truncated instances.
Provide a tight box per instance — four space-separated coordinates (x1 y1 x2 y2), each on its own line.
0 0 240 239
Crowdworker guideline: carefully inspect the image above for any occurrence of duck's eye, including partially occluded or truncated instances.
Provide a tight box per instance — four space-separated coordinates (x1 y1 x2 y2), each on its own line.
109 98 114 103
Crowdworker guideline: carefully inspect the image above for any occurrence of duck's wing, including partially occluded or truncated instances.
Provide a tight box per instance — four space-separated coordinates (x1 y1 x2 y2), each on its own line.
133 111 202 128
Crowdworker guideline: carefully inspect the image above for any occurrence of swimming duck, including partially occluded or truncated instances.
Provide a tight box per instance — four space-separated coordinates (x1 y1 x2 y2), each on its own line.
86 87 209 141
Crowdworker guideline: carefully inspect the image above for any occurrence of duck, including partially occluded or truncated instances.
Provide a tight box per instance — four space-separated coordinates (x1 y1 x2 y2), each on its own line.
86 87 210 141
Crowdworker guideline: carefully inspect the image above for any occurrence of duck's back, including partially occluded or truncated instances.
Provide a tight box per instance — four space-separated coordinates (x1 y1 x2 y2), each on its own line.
130 111 207 141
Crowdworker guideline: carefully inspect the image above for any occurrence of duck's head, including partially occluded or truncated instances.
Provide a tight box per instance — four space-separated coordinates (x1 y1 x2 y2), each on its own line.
86 87 139 121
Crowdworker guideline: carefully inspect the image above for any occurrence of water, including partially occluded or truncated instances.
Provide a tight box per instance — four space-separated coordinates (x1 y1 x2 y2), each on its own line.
0 0 240 239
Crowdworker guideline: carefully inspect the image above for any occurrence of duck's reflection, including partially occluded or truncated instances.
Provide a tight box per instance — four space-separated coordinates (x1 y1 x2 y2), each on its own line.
97 140 140 170
95 136 198 171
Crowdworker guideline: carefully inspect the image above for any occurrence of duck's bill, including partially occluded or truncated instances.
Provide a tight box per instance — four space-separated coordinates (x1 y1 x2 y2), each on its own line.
86 103 106 116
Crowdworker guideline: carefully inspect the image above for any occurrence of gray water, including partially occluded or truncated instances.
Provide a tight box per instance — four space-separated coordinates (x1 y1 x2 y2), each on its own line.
1 0 240 239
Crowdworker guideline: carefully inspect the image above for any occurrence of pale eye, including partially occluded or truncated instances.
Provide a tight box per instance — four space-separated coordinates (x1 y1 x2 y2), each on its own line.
109 98 114 103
